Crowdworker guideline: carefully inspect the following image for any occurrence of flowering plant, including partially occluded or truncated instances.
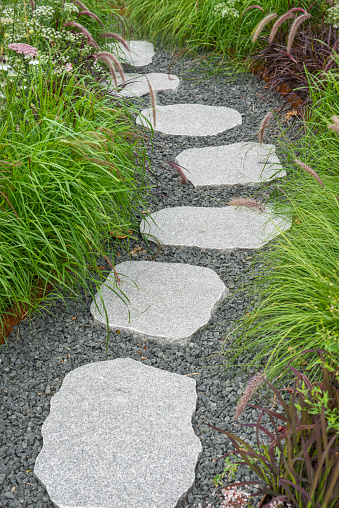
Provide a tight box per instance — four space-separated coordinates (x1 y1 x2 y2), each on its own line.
212 0 240 20
208 350 339 508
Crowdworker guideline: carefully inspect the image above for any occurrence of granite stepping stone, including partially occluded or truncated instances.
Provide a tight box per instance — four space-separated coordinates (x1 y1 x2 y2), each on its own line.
90 261 228 345
110 72 180 97
113 40 155 67
34 358 202 508
136 104 242 136
176 142 286 187
140 206 291 250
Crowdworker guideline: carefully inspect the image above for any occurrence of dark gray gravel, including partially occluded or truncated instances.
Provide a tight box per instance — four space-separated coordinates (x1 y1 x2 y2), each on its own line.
0 47 296 508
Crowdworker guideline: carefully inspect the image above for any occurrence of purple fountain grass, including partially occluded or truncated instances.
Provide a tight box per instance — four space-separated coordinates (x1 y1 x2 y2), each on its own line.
259 111 273 144
252 12 277 43
63 21 98 49
269 11 296 44
241 5 264 17
294 159 325 188
168 162 188 184
328 115 339 133
234 371 266 420
286 13 312 53
29 0 35 10
101 33 130 52
71 0 89 11
228 197 266 213
95 54 118 85
92 52 125 81
146 77 157 128
77 10 104 27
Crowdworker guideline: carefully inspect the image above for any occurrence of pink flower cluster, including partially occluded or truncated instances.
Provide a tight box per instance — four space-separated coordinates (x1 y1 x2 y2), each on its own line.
8 43 38 57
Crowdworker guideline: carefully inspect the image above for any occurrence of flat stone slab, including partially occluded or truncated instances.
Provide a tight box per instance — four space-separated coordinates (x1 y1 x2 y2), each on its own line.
90 261 227 345
111 72 180 97
136 104 242 136
34 358 202 508
114 40 155 67
140 206 291 250
176 142 286 187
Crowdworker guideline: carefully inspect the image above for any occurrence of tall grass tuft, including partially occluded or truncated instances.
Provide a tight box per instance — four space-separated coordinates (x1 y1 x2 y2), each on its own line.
0 65 149 337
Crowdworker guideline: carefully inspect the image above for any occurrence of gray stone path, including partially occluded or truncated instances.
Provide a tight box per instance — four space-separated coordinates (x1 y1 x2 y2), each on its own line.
111 72 180 97
34 40 289 508
114 40 155 67
90 261 228 345
34 358 202 508
176 142 286 187
141 206 291 250
137 104 242 136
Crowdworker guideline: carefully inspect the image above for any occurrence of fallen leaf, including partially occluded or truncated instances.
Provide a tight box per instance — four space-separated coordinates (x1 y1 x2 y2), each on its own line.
26 470 32 473
72 316 77 320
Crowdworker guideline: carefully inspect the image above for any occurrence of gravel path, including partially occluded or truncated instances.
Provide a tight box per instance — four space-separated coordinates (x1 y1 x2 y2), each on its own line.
0 46 294 508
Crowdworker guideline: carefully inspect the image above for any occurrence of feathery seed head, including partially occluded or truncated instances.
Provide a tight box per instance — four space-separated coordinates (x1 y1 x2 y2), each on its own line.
241 5 264 17
93 52 125 81
269 11 295 44
101 33 130 52
286 13 311 53
77 10 104 27
252 12 277 43
295 159 325 188
228 197 266 213
234 371 266 420
63 21 98 49
259 111 273 144
168 162 188 184
146 76 157 127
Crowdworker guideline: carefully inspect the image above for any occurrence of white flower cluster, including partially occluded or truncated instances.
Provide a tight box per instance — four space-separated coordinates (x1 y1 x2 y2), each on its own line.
34 5 55 18
212 0 239 19
325 4 339 28
64 2 79 13
1 16 13 24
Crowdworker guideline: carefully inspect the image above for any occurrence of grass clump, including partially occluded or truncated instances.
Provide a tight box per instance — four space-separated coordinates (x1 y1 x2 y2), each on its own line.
226 64 339 377
0 1 150 335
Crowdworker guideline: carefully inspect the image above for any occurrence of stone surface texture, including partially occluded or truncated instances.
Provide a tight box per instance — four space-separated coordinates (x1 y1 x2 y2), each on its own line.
140 206 291 250
90 261 228 345
136 104 242 136
176 142 286 187
110 72 180 97
34 358 202 508
114 40 155 67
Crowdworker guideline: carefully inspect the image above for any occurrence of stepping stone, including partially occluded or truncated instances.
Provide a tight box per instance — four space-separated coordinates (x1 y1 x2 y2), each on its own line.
34 358 202 508
90 261 227 345
110 72 180 97
113 40 155 67
176 142 286 187
140 206 291 250
136 104 242 136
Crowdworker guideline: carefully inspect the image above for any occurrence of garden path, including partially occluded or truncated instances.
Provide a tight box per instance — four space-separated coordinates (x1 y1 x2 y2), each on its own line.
33 41 288 508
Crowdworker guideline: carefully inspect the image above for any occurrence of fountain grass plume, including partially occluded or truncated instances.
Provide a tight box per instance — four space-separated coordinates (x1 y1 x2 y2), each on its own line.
29 0 35 10
101 33 130 52
259 111 273 144
228 197 266 213
63 21 98 49
71 0 89 11
328 115 339 133
286 13 312 53
252 13 277 43
146 76 156 127
295 159 325 188
96 54 118 85
168 162 188 184
77 10 104 27
92 52 125 81
269 11 296 43
241 5 264 17
234 371 266 420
